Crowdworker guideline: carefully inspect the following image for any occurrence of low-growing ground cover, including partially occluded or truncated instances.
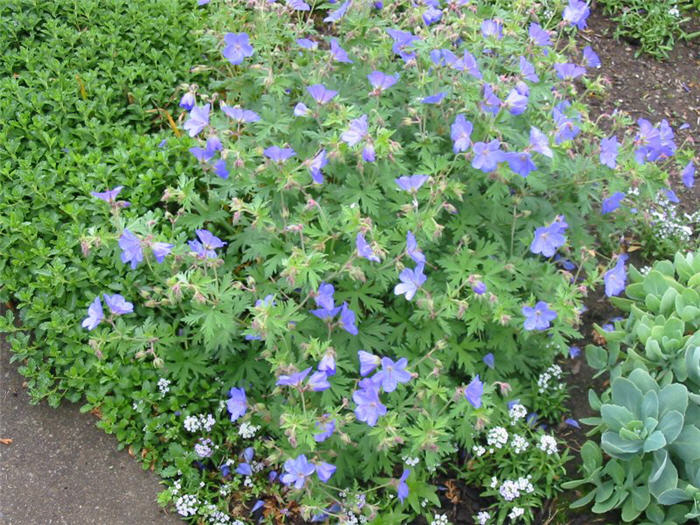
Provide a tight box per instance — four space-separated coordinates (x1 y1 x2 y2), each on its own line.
1 1 698 524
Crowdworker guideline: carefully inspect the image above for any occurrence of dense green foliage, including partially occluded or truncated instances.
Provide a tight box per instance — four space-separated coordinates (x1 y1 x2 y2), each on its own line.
597 0 699 59
0 0 207 405
567 252 700 523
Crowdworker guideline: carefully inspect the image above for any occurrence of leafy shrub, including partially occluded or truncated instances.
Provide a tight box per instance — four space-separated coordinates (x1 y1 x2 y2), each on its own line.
597 0 699 59
0 0 208 405
566 252 700 522
1 0 694 523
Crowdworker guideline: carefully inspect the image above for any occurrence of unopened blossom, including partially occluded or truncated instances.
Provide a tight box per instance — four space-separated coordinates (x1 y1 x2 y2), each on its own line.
483 353 495 369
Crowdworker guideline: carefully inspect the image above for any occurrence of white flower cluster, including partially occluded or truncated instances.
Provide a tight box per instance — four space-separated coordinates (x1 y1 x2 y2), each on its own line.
175 494 199 517
157 377 171 395
536 364 564 394
344 511 369 524
238 421 260 439
538 434 558 455
195 438 214 458
509 403 527 424
649 197 698 242
508 506 525 521
473 445 486 457
669 6 680 17
510 434 529 454
486 426 508 448
476 511 491 525
184 413 216 433
203 504 230 525
402 455 420 467
495 477 534 502
430 513 450 525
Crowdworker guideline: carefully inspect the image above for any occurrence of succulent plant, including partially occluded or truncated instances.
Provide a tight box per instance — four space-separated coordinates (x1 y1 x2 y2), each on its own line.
568 252 700 522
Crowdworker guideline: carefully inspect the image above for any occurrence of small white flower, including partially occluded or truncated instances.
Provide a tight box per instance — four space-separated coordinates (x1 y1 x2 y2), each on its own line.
510 434 529 454
473 445 486 457
538 434 558 455
508 506 525 520
509 403 527 424
490 476 499 488
430 513 450 525
184 415 201 432
476 511 491 525
175 494 199 517
487 426 509 448
157 377 171 395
